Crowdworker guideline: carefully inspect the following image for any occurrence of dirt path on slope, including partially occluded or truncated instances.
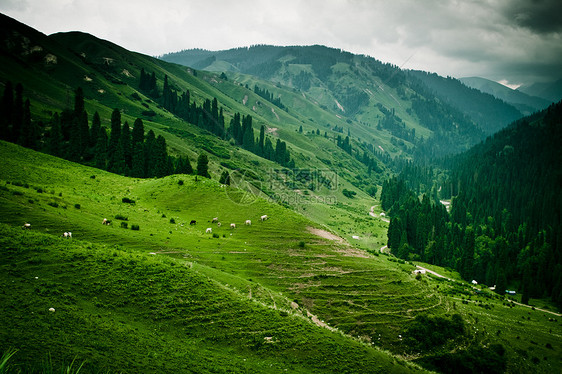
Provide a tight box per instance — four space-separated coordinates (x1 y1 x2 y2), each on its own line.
419 266 562 317
369 205 389 223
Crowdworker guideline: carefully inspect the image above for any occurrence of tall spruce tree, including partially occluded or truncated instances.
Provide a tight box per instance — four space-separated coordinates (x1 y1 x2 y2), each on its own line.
12 83 23 143
197 153 210 178
258 125 265 156
48 113 62 157
121 122 132 171
107 109 121 171
90 111 101 148
144 130 156 177
0 81 14 141
95 128 108 170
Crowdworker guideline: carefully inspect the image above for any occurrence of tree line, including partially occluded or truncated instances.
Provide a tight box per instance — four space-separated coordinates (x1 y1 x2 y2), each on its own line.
381 101 562 309
0 83 214 180
140 70 294 167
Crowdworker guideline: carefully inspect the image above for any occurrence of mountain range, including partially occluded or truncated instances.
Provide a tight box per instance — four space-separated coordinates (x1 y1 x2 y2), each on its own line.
1 11 561 374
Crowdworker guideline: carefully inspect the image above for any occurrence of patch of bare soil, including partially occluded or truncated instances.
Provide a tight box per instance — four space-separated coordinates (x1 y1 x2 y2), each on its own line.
307 227 345 243
335 247 370 258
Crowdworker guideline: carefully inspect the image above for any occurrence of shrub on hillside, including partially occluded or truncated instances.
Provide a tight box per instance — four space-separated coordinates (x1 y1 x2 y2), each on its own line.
131 224 140 231
403 313 465 351
419 344 507 374
121 197 135 204
120 222 128 229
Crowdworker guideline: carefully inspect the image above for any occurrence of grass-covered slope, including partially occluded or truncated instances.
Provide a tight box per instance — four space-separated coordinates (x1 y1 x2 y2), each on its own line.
0 141 422 372
1 140 561 373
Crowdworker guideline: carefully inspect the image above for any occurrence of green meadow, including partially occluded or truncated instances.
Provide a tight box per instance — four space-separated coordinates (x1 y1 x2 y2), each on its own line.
1 140 560 373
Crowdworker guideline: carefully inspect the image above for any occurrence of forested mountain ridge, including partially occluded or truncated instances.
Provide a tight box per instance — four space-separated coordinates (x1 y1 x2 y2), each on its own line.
459 76 551 115
382 100 562 309
161 45 525 159
409 71 524 133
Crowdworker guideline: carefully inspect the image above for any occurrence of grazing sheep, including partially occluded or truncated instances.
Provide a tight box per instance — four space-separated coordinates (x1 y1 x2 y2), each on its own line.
48 307 55 312
260 215 268 221
230 223 236 229
245 220 252 225
206 228 212 234
102 218 107 225
211 217 218 223
217 222 222 227
22 223 31 229
190 220 197 225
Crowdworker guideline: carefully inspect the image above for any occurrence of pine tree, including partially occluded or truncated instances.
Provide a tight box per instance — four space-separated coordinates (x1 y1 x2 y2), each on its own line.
131 142 145 178
90 111 101 148
18 99 33 148
78 110 89 158
241 114 254 151
264 137 274 160
48 113 63 157
144 130 156 177
107 109 121 170
0 81 14 141
132 118 144 146
12 83 23 143
121 122 132 171
95 127 108 170
197 153 210 178
219 170 231 185
154 135 168 178
258 125 265 156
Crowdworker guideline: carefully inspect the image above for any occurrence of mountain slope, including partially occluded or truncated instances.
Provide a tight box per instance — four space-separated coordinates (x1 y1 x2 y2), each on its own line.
0 140 424 373
518 78 562 103
409 71 523 133
460 76 551 115
161 45 496 159
0 12 393 252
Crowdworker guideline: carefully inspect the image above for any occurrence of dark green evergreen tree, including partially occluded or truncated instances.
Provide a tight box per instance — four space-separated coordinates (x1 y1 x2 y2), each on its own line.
197 153 210 178
258 125 265 156
107 109 121 171
11 83 23 143
90 111 101 148
48 113 63 157
95 127 108 170
219 170 231 185
121 122 132 171
0 81 14 141
144 130 156 177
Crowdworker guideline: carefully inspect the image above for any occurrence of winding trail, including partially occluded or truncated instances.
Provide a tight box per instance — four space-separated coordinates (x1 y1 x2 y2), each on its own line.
418 266 562 317
369 205 389 223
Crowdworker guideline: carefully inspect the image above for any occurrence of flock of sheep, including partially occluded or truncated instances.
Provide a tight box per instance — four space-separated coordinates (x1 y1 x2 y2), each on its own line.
22 222 72 238
21 214 270 240
204 215 268 234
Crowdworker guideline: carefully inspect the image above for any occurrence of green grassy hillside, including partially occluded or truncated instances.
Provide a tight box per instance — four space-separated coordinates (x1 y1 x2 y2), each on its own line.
0 141 422 373
1 141 560 373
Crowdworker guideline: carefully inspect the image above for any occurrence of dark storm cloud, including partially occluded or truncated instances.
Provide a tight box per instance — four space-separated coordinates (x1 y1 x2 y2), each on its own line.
504 0 562 34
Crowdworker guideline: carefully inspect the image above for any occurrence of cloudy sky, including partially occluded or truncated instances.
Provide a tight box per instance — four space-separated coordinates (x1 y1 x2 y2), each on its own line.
1 0 561 87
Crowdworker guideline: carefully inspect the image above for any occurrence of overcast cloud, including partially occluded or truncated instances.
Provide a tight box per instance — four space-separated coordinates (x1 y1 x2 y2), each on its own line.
1 0 561 87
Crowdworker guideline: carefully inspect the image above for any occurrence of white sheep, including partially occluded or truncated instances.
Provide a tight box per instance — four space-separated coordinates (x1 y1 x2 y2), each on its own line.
245 220 251 225
211 217 218 223
48 307 55 313
260 215 268 221
206 228 212 234
22 223 31 229
230 223 236 229
217 222 222 227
